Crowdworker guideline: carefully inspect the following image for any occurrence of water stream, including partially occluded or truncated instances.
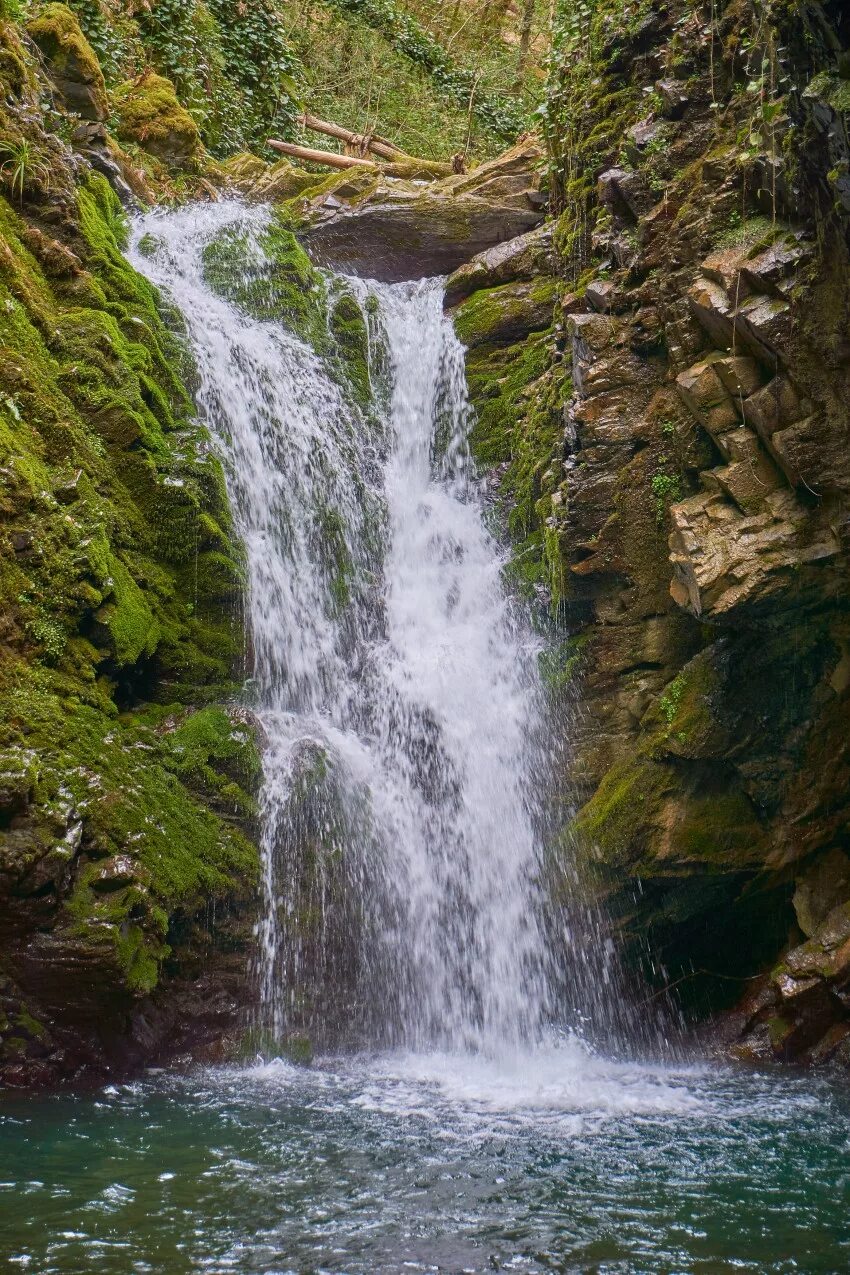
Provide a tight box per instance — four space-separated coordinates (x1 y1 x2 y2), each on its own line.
2 203 848 1273
130 200 563 1055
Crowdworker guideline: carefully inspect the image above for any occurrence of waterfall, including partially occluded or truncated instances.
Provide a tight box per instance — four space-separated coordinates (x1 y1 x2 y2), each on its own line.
130 202 557 1056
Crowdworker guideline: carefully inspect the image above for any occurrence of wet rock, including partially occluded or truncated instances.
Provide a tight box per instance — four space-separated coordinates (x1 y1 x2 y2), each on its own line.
298 140 546 282
302 192 543 283
656 78 689 119
585 280 620 313
625 118 666 164
794 850 850 938
53 469 83 504
89 854 141 893
444 224 553 307
668 486 842 617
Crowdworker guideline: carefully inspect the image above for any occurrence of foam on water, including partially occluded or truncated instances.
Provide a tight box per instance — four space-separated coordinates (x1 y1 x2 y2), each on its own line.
244 1040 706 1132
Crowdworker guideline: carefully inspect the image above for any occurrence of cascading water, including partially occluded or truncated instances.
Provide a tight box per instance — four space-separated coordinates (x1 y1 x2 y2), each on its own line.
129 202 584 1057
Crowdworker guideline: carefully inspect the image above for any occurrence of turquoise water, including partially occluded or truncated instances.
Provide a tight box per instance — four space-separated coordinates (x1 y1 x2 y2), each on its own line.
2 1044 849 1273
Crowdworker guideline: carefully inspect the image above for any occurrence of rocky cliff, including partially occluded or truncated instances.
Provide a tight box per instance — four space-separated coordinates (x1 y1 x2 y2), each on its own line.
449 0 850 1066
0 10 262 1086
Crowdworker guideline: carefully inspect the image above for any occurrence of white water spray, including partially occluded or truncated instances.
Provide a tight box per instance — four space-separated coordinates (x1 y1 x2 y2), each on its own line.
130 202 553 1055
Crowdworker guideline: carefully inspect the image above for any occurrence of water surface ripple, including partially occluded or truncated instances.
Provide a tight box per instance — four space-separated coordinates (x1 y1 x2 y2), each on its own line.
2 1050 849 1273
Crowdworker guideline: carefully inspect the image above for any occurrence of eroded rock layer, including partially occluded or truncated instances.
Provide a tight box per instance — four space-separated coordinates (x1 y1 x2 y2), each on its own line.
451 0 850 1065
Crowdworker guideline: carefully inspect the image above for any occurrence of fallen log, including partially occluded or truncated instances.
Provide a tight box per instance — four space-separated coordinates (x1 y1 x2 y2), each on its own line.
267 140 377 170
267 138 455 181
298 111 408 163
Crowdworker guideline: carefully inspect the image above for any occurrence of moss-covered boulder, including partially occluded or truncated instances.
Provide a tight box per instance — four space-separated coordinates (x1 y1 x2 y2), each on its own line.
453 277 556 350
112 71 201 168
26 3 107 121
212 153 317 203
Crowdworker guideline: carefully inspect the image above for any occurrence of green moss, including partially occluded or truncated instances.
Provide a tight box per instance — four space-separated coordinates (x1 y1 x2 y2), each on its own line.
329 291 371 408
571 754 669 867
112 70 201 167
673 790 767 866
571 747 768 875
161 705 261 818
202 216 328 350
538 633 589 695
659 673 686 725
14 1008 47 1041
0 160 257 1007
807 71 850 115
94 555 160 666
453 277 556 350
10 680 259 993
459 316 566 608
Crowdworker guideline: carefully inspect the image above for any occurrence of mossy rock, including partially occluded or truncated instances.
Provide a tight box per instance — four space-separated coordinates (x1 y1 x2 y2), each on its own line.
201 216 328 349
112 71 201 168
459 316 566 605
26 3 107 121
453 277 557 350
570 752 769 877
329 291 370 408
0 164 258 1044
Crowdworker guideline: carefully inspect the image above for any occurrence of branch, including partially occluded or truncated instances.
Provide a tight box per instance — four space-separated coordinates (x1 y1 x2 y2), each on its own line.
268 138 455 180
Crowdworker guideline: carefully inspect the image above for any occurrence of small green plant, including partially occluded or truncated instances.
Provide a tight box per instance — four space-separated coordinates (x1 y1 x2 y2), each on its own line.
1 393 21 421
650 460 682 526
0 139 51 203
27 614 67 663
659 674 686 726
0 0 29 20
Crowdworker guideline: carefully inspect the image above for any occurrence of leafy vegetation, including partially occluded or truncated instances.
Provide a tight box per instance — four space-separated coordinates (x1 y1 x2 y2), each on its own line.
0 137 50 202
319 0 528 142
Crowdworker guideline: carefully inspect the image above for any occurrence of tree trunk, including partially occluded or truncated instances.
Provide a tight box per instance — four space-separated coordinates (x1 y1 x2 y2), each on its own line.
267 139 454 180
267 140 377 170
516 0 535 84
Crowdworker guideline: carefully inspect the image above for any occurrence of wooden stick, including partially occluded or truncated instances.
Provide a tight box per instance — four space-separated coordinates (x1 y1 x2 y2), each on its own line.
267 140 378 170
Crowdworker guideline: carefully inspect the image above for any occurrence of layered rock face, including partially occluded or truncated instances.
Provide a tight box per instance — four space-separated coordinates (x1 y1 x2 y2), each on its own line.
294 139 548 281
449 0 850 1063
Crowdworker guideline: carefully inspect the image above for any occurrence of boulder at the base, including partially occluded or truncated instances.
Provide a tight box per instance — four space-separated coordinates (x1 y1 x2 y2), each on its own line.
296 139 547 282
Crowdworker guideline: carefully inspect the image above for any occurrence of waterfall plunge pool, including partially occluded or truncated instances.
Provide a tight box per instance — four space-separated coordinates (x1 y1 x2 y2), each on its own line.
2 1046 849 1272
